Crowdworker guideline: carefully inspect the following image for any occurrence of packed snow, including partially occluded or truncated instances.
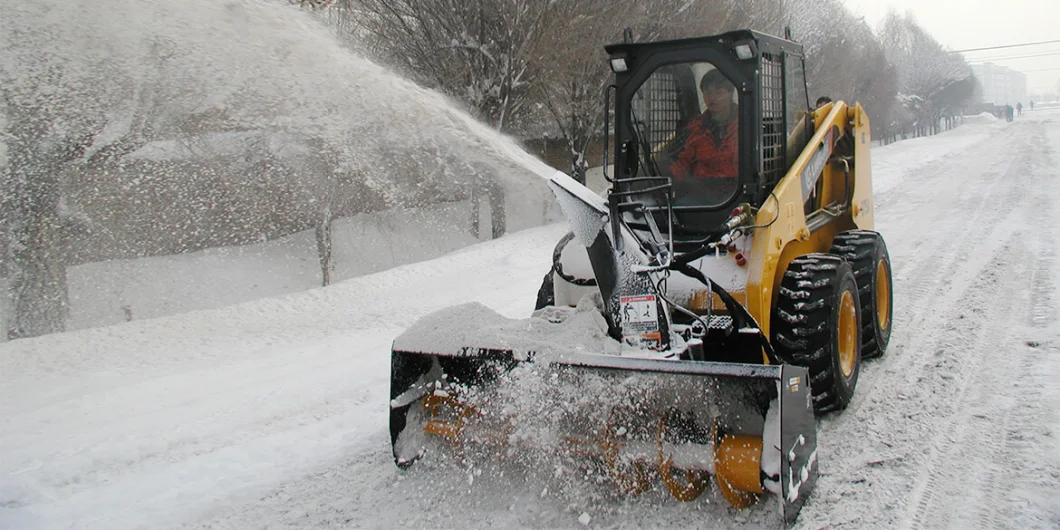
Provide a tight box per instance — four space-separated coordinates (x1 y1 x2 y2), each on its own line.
4 110 1059 530
3 0 1060 526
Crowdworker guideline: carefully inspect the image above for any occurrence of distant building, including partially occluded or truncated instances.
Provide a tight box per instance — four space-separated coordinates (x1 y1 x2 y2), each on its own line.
970 63 1028 106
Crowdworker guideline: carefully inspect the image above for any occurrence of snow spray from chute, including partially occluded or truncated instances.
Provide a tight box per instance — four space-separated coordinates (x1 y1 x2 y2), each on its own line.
0 0 559 232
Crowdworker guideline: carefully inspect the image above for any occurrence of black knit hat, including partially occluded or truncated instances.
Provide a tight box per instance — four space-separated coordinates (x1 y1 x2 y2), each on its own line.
700 69 733 92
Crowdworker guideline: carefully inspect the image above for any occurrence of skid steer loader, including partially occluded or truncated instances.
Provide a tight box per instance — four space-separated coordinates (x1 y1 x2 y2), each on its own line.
389 29 892 525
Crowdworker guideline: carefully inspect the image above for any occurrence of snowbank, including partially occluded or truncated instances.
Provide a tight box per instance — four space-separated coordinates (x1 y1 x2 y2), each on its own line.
962 112 1000 124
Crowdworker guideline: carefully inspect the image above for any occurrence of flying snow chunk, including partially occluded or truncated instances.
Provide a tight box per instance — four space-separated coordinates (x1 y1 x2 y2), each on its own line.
578 512 592 526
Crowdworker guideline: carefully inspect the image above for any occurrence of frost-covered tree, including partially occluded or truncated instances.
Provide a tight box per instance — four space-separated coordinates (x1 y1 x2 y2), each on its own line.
528 1 634 183
719 0 898 139
879 11 974 136
352 0 555 131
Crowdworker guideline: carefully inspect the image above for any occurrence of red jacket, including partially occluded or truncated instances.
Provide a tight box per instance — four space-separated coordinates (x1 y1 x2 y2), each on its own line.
670 112 738 179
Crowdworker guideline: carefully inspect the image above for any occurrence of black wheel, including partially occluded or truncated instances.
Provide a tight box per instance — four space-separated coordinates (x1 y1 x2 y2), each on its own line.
773 254 862 413
830 231 892 359
534 270 555 310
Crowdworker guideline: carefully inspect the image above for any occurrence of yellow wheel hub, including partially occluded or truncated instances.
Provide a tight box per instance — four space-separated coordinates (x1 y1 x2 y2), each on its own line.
838 290 857 377
876 259 891 331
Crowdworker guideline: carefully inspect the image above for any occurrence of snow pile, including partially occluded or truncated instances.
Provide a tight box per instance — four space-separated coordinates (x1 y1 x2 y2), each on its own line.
963 112 1000 124
393 294 630 361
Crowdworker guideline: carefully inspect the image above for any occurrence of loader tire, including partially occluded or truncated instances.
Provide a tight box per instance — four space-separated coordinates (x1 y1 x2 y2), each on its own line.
773 255 862 413
535 271 555 310
830 231 892 359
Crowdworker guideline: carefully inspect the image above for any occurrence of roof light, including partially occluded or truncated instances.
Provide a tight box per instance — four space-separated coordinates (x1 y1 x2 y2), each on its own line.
610 56 628 73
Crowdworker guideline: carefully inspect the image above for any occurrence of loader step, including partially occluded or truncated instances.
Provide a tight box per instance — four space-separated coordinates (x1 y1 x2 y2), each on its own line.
708 315 733 330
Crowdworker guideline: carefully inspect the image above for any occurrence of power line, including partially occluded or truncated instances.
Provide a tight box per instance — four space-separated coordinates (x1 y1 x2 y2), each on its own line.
952 39 1060 53
968 51 1060 63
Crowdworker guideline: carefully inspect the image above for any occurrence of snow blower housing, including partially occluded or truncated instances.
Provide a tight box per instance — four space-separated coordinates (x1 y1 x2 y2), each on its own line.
390 29 892 526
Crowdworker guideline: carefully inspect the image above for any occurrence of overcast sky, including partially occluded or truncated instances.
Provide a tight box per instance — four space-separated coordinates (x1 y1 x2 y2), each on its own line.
840 0 1060 95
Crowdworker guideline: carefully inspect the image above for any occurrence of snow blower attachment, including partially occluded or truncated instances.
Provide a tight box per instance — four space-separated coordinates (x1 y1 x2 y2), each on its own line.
391 29 892 527
391 342 818 520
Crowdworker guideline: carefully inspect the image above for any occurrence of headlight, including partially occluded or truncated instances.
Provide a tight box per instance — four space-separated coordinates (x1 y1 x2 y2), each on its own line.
734 43 755 60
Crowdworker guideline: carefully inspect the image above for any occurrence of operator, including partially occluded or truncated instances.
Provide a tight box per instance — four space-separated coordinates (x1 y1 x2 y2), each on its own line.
669 69 739 181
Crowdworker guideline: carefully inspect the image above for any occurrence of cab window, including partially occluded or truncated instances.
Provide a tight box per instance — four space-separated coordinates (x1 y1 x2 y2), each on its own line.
628 61 740 208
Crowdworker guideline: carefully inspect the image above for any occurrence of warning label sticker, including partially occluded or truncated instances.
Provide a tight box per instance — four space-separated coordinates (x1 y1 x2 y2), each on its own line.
620 294 659 334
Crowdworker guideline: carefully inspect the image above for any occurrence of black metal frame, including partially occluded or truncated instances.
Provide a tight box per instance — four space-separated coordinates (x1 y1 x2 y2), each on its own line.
604 30 807 224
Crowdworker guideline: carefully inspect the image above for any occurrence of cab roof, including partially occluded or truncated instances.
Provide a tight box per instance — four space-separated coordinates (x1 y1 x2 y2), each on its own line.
604 29 804 60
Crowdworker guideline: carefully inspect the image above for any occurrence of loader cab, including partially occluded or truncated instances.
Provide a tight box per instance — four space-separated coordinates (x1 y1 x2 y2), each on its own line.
606 30 811 243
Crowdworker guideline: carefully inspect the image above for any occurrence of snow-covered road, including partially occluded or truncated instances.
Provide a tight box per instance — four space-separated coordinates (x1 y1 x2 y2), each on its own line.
3 111 1059 530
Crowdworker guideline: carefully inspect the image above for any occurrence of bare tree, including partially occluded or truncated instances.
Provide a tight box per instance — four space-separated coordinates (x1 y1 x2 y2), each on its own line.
722 0 899 140
0 60 124 338
304 137 342 286
529 1 626 183
1 90 78 338
352 0 555 131
879 11 974 136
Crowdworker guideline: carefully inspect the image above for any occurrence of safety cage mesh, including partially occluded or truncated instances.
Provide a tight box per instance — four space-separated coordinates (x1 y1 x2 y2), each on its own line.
633 70 682 151
761 52 786 183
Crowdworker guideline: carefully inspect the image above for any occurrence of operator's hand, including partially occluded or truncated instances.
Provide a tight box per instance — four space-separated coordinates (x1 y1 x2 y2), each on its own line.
663 126 692 160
